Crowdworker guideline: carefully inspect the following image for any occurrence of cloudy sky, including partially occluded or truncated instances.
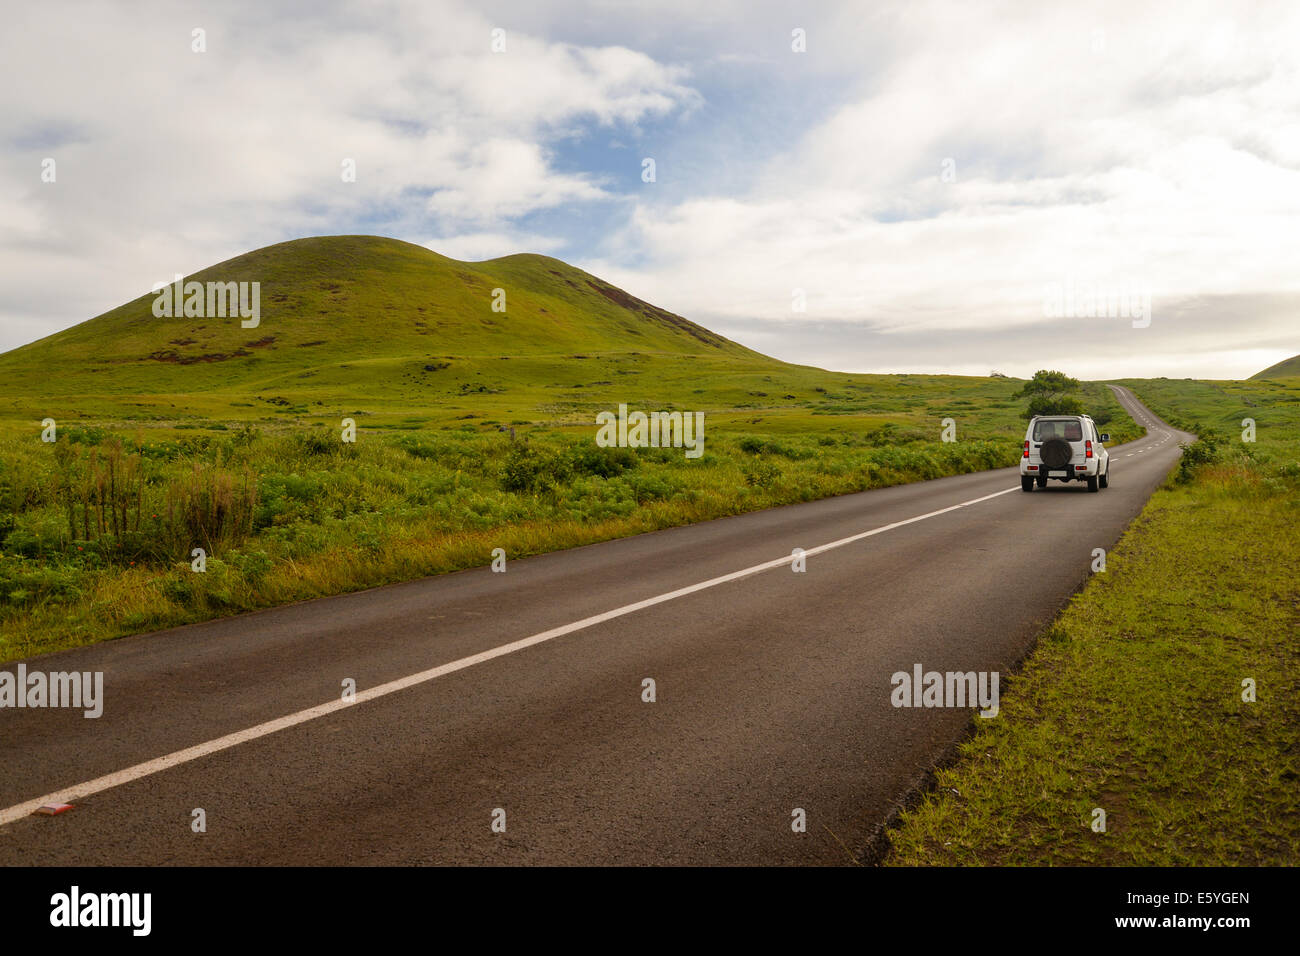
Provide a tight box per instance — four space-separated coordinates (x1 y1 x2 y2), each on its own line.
3 0 1297 378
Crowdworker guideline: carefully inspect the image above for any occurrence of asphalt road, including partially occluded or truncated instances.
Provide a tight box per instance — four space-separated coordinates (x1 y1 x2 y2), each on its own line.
0 385 1192 865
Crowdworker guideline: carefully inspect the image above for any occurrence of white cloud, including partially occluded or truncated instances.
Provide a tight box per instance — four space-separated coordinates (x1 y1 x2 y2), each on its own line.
422 138 607 224
583 0 1300 376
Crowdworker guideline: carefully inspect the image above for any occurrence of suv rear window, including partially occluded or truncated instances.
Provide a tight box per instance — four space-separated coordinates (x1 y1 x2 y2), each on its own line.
1034 419 1083 441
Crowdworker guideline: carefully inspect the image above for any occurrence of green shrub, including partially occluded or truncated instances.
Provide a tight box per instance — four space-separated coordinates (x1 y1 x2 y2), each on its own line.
742 460 781 488
1175 430 1224 483
567 444 638 478
1025 395 1085 418
737 435 809 458
166 461 259 550
65 426 109 445
396 437 440 460
499 443 571 493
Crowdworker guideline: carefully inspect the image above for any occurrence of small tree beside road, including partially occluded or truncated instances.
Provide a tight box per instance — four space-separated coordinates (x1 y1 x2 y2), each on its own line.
1014 369 1084 419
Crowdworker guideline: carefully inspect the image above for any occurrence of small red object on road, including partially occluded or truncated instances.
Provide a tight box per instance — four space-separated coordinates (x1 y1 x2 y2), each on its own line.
34 803 74 816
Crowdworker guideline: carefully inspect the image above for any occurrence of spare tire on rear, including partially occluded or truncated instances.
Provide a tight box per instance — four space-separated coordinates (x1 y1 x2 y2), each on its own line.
1040 438 1072 469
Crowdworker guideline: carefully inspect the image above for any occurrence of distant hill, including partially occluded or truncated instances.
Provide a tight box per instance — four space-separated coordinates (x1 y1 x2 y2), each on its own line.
0 236 786 423
0 235 1073 439
0 235 760 389
1250 354 1300 380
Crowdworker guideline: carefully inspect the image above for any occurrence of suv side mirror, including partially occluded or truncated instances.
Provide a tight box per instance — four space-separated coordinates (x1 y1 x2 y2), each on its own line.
1099 433 1110 442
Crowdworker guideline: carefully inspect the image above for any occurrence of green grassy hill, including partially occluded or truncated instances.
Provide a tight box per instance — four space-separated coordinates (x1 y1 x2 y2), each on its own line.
0 235 775 424
1250 354 1300 381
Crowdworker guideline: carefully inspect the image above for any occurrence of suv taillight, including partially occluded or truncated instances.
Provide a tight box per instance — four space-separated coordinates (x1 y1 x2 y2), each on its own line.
1023 440 1030 458
1085 440 1093 458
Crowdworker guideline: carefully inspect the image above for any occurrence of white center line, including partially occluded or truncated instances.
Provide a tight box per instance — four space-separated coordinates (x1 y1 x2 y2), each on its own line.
0 483 1022 827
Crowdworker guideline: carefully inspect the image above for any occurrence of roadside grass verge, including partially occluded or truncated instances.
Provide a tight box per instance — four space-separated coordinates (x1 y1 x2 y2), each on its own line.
0 425 1029 661
0 377 1140 662
885 381 1300 865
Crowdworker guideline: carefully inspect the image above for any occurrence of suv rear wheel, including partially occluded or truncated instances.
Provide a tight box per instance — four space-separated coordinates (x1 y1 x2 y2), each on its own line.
1021 476 1034 492
1087 475 1099 492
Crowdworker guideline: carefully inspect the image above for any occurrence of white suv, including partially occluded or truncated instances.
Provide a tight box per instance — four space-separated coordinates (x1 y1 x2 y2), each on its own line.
1020 414 1110 493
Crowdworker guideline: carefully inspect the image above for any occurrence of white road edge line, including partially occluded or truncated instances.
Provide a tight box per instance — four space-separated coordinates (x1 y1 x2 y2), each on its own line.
1 483 1022 827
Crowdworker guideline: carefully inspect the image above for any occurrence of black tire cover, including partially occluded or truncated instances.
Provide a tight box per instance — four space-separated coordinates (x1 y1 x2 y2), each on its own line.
1040 438 1072 468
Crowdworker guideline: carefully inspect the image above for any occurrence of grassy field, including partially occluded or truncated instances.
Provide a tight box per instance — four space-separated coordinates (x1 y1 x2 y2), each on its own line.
886 375 1300 865
0 236 1142 661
